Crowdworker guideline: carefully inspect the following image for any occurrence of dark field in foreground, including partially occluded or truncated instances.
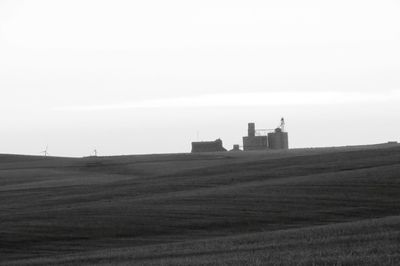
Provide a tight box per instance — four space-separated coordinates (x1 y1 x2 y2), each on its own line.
1 144 400 265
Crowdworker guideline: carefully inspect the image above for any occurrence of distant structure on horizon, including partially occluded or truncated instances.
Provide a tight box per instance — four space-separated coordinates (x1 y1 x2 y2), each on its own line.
230 144 242 152
268 127 289 150
191 139 227 153
243 118 289 151
242 122 268 151
190 118 288 153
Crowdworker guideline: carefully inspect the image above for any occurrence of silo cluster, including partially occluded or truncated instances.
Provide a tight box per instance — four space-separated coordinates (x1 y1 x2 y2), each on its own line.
242 123 268 151
242 121 289 151
191 118 289 153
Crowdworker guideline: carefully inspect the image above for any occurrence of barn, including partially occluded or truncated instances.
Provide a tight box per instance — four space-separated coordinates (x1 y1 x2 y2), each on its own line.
191 139 227 153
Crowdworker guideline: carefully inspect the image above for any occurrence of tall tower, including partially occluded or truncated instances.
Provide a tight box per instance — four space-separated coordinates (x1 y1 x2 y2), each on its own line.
243 122 268 151
248 123 255 137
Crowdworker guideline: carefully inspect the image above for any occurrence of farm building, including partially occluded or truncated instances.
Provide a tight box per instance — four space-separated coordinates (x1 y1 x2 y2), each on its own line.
191 139 227 153
268 128 289 149
230 144 242 152
243 118 289 151
242 123 268 151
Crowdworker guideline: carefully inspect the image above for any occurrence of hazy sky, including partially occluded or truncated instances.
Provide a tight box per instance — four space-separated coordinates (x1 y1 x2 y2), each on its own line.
1 0 399 156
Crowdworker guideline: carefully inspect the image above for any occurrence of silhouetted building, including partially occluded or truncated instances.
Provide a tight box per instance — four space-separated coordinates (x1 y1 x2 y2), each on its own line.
230 144 242 152
268 128 289 149
242 119 289 151
191 139 227 153
243 123 268 151
248 122 255 137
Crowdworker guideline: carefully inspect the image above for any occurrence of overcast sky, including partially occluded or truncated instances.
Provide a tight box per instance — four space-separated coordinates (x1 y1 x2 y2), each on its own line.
0 0 399 156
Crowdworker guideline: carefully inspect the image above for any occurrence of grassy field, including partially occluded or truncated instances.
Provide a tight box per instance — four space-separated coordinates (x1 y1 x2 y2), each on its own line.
1 144 400 265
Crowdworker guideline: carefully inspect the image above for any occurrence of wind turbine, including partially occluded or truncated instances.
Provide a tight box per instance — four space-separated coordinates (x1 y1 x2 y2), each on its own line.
40 146 49 157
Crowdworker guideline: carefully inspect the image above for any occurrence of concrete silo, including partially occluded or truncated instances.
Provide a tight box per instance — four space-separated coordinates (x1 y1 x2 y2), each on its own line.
268 128 289 150
248 122 256 137
243 123 268 151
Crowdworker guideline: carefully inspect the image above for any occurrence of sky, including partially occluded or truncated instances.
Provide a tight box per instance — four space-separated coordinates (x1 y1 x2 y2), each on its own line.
0 0 399 156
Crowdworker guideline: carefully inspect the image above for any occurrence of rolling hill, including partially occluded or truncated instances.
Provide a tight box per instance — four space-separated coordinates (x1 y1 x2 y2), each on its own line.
1 144 400 265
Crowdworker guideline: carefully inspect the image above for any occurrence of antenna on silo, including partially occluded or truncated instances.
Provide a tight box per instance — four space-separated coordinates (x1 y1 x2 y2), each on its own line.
280 118 285 132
